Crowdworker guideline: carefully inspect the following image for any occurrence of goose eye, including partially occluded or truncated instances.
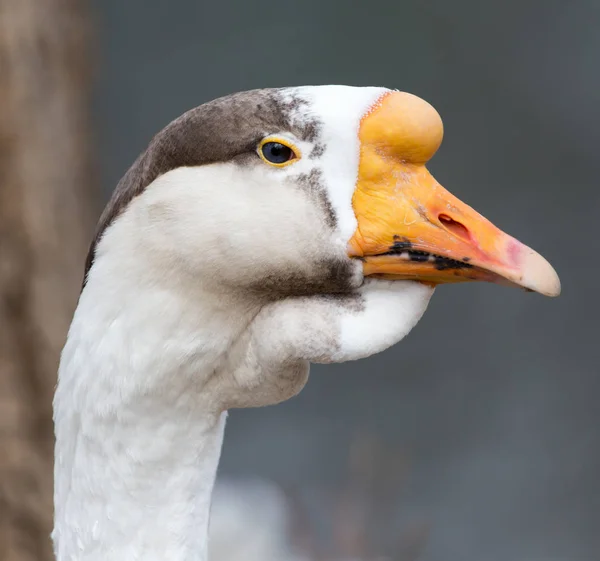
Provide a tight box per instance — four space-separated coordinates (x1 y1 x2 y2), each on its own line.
258 139 299 167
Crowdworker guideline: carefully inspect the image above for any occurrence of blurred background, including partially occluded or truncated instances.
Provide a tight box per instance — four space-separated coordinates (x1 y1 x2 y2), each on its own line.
0 1 597 560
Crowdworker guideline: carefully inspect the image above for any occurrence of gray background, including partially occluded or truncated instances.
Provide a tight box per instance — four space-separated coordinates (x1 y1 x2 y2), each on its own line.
90 1 599 559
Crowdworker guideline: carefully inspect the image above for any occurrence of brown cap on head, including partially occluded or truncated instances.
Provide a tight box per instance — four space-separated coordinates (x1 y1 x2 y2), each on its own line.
83 88 321 286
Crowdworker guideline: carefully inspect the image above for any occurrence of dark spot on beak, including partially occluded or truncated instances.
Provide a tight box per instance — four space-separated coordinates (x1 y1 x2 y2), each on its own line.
408 251 429 262
388 235 413 253
379 236 474 271
434 257 473 271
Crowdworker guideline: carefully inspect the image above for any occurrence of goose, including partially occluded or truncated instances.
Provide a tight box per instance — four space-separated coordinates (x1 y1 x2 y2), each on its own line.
52 85 560 561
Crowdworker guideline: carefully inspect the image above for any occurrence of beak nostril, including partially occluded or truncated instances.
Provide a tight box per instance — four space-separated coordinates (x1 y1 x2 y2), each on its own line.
439 214 471 242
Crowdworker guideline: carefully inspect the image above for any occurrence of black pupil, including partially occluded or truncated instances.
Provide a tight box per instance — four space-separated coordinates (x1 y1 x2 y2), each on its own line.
262 142 293 164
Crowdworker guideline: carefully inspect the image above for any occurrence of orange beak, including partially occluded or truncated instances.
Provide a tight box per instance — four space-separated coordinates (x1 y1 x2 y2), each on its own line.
348 91 561 297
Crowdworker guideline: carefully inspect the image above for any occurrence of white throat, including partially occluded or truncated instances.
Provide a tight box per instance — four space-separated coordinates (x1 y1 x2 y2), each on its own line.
52 259 256 561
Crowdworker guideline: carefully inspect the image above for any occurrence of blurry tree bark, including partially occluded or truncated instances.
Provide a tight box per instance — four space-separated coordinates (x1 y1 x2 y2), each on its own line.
0 1 97 560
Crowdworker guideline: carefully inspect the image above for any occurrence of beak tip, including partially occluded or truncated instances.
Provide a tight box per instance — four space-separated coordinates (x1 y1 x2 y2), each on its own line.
518 246 561 297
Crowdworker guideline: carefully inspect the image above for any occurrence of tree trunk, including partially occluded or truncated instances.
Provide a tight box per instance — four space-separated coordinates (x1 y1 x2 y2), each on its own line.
0 2 96 559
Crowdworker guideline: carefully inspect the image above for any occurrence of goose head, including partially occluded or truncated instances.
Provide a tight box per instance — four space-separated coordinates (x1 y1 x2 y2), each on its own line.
87 86 559 306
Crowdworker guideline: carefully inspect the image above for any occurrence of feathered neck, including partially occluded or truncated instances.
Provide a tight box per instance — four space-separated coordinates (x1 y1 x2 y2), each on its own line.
51 197 435 560
52 263 257 561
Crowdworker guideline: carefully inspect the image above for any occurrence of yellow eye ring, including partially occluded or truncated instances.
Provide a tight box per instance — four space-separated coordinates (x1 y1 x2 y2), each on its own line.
257 136 301 167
